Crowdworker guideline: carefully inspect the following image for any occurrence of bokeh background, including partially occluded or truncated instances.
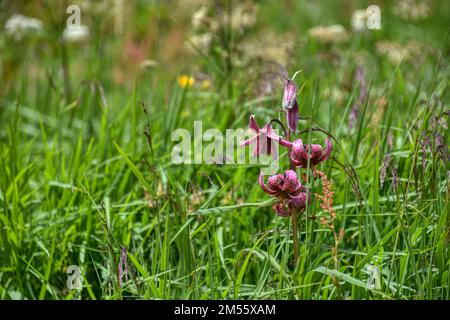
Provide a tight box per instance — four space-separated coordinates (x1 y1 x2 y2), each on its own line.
0 0 449 300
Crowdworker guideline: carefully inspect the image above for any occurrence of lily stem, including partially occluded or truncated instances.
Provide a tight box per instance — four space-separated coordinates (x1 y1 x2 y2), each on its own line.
292 212 299 266
286 129 299 267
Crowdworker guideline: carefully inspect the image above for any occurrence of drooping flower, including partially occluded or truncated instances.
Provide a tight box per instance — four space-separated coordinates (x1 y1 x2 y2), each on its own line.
290 136 332 168
282 79 299 132
240 115 292 160
259 170 310 217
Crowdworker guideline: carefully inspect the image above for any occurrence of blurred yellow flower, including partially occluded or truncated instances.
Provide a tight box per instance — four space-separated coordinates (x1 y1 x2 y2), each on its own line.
200 79 210 90
178 75 195 88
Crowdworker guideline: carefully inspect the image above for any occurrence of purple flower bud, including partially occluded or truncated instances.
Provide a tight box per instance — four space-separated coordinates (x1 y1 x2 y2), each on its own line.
283 79 299 132
289 136 332 168
282 79 297 109
287 100 299 133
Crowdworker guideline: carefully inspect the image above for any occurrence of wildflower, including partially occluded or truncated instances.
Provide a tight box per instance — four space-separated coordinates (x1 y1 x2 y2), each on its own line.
282 79 299 132
240 115 292 160
314 169 336 223
289 136 332 168
191 6 208 30
307 25 348 44
194 72 213 90
200 80 210 90
178 75 195 88
229 1 259 31
351 10 367 32
5 14 43 41
237 31 295 66
63 25 90 42
375 41 409 64
282 79 296 109
139 60 158 69
393 0 432 21
258 170 310 217
186 33 213 53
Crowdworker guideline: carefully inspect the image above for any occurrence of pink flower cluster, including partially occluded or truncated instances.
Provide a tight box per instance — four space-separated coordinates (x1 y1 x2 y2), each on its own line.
241 78 332 217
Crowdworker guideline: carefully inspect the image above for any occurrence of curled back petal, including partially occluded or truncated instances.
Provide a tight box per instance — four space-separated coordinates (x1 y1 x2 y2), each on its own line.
273 202 290 217
278 138 293 148
264 124 281 140
319 136 332 162
259 172 279 195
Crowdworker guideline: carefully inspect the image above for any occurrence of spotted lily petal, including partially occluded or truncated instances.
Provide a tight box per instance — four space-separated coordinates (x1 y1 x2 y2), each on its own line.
319 136 332 162
282 170 300 193
259 172 280 196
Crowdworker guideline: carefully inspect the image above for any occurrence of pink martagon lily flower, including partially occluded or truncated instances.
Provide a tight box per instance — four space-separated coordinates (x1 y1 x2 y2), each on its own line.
282 79 299 132
240 115 292 160
290 136 332 168
259 170 310 217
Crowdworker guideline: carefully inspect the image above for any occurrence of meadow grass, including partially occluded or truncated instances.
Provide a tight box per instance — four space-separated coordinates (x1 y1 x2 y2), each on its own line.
0 0 449 300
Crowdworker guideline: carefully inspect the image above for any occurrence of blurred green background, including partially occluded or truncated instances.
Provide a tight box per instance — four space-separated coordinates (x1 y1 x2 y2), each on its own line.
0 0 449 300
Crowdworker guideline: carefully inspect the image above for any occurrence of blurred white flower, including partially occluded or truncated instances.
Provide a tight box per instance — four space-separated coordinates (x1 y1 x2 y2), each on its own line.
63 25 90 42
351 10 367 32
375 40 431 65
229 1 258 31
393 0 432 21
191 6 208 30
186 33 212 52
4 14 43 40
237 31 294 66
307 25 348 44
139 59 158 69
376 41 408 64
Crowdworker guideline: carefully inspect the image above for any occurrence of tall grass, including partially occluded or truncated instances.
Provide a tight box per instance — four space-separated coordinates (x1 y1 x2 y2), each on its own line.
0 0 448 300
